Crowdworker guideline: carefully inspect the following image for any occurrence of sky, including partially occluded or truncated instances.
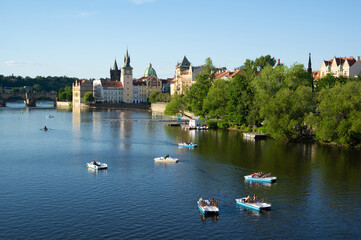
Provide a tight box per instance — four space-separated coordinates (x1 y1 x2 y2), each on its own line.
0 0 360 79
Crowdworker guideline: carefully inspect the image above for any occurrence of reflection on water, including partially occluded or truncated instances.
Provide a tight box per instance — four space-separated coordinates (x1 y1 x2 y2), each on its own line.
200 213 219 222
0 108 361 239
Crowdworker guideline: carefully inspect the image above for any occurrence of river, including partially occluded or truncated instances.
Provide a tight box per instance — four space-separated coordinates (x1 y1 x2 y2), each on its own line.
0 101 360 239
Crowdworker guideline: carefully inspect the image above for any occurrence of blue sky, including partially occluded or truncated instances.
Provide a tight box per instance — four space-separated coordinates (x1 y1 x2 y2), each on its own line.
0 0 360 79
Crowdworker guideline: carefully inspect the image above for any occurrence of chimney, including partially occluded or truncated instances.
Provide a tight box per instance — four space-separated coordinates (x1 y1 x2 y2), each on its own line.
277 59 280 65
357 56 360 62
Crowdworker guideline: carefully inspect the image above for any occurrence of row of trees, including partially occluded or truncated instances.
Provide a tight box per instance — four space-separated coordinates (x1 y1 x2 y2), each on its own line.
0 75 78 92
165 56 361 147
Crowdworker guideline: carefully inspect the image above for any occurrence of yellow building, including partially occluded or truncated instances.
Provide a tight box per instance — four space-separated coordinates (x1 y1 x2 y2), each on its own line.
173 56 202 95
72 80 93 108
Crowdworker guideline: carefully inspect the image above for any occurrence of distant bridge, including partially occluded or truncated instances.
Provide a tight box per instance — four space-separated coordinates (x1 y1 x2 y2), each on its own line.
0 92 58 107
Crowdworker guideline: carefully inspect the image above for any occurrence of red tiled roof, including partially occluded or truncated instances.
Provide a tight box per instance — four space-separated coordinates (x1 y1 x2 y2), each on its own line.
312 71 321 81
327 57 357 67
214 70 242 79
101 80 123 88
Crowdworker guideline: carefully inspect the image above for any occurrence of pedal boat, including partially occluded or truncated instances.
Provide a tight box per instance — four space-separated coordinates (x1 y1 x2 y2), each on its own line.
235 197 271 211
154 156 179 163
197 198 219 215
178 142 197 148
244 174 277 183
87 162 108 170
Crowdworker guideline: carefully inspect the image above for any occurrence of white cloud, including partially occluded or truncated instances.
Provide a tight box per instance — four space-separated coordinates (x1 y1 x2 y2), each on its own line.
4 60 41 66
130 0 155 4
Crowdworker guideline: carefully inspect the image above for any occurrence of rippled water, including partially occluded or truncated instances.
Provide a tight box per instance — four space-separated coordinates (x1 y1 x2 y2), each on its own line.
0 101 360 239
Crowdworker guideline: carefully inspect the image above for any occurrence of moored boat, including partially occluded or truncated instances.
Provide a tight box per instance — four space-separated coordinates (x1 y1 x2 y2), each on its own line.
87 161 108 170
244 173 277 183
235 197 271 211
154 154 179 163
197 198 219 215
178 142 197 148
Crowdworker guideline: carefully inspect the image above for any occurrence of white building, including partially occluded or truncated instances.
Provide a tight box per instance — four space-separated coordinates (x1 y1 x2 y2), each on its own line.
320 56 361 78
93 80 123 103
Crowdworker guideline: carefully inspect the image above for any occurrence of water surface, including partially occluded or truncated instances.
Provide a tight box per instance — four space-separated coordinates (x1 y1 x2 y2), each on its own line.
0 102 360 239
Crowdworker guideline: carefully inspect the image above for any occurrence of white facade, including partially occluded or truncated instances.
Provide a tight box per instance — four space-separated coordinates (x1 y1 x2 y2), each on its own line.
93 80 104 102
189 118 203 128
93 80 124 103
320 56 361 78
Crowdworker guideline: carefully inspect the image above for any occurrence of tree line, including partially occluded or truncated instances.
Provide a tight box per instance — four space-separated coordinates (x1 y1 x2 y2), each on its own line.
0 75 78 93
165 56 361 147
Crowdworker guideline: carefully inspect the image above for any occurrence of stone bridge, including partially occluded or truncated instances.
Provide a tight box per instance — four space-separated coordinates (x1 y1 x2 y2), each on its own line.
0 92 58 107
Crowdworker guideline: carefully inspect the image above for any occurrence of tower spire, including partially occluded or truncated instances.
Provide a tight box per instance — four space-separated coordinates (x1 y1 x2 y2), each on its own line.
124 48 131 68
307 53 314 92
307 53 312 74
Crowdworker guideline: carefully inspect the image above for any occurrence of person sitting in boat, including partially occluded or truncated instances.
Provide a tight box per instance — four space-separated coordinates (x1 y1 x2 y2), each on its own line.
43 126 48 131
91 160 100 166
164 154 169 159
253 194 258 203
262 173 271 178
245 195 251 203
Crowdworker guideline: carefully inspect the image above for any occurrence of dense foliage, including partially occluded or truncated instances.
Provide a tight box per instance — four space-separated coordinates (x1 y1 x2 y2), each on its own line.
58 86 72 101
0 75 78 92
165 56 361 146
83 92 94 103
148 90 171 103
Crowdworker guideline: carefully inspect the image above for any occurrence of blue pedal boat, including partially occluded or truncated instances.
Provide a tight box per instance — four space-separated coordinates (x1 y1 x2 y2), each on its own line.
244 174 277 183
235 197 271 212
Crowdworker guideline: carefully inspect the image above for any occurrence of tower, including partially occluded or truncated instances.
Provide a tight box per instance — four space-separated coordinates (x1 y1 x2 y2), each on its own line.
110 59 121 81
307 53 312 74
121 49 133 103
307 53 314 92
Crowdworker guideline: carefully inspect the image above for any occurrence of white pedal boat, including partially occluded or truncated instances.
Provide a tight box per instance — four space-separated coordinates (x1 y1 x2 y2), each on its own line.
197 198 219 215
87 161 108 170
235 197 271 211
178 142 197 148
244 174 277 183
154 155 179 163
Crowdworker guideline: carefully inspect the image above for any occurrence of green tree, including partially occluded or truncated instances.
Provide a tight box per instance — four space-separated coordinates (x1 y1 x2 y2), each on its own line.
203 79 229 119
225 74 256 125
32 84 43 93
164 94 191 118
149 90 161 103
83 92 94 103
262 86 314 140
202 57 217 77
184 73 212 118
306 81 361 146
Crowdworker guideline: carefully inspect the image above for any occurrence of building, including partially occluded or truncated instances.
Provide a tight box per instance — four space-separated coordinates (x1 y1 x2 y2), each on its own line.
93 80 123 103
110 60 121 81
320 56 361 78
72 80 93 107
121 49 133 103
214 70 241 80
161 78 174 93
173 56 202 95
133 63 162 103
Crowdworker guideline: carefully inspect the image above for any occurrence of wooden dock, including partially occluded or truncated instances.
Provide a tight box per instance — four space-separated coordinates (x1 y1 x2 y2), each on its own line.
243 132 267 140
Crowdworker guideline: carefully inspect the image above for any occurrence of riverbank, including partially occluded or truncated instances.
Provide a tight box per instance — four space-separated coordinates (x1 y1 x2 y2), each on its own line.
89 103 151 111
